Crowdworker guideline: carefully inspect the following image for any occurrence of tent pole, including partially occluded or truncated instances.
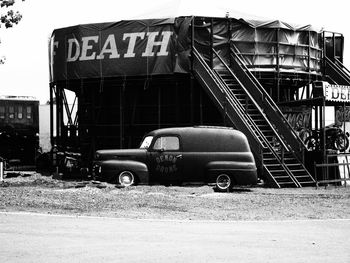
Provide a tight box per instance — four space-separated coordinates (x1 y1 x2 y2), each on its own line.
50 83 54 148
191 16 195 71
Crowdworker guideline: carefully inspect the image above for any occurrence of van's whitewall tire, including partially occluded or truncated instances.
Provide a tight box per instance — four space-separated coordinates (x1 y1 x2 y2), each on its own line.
118 171 135 187
215 174 232 192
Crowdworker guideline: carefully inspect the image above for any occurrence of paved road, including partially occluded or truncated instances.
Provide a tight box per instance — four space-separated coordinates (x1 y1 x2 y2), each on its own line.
0 212 349 262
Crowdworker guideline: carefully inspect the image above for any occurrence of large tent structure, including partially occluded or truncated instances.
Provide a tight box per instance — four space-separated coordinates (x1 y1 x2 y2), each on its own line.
49 14 350 187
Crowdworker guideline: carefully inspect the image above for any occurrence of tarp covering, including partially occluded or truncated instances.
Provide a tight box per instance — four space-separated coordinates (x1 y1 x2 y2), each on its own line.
238 18 320 32
49 16 324 82
49 18 191 82
229 18 322 73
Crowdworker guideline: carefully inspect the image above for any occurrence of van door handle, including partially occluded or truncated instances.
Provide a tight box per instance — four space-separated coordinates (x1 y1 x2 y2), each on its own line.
176 154 183 159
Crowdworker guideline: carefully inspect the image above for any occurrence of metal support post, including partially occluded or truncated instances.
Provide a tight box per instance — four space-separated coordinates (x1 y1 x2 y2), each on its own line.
0 158 4 182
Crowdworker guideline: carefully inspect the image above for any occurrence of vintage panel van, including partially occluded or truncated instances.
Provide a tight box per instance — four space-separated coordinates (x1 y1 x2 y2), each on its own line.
93 126 257 191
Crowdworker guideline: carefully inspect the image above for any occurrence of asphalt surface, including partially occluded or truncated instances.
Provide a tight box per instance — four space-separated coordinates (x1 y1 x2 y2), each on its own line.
0 212 349 263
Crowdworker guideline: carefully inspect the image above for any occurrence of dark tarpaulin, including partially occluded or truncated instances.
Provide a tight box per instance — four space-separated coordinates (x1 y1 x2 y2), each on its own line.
49 18 191 82
229 18 322 73
49 16 326 82
190 16 323 73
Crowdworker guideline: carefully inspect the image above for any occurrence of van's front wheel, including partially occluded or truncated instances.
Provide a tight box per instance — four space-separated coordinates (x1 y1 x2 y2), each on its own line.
118 171 135 187
215 174 232 192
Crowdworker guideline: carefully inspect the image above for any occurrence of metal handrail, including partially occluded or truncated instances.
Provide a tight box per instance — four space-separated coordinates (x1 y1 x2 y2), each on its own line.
332 58 350 80
214 70 300 187
192 48 300 187
192 49 261 148
214 71 269 147
210 51 302 186
325 56 350 84
334 58 350 75
212 49 289 152
230 47 308 153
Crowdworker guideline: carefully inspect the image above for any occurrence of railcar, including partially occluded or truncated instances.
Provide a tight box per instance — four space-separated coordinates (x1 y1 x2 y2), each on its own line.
0 96 39 165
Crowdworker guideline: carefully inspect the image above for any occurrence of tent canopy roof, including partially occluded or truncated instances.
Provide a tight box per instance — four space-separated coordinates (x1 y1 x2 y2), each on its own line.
56 15 321 33
237 18 321 32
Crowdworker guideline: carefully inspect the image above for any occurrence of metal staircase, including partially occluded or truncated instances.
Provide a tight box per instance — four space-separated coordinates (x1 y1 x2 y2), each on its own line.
324 56 350 85
192 47 315 188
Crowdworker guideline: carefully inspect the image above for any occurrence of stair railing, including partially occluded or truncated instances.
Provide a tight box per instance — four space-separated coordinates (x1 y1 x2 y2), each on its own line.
334 58 350 76
193 48 300 187
214 69 273 148
230 47 307 160
192 48 262 150
325 56 350 84
212 49 289 152
210 50 302 187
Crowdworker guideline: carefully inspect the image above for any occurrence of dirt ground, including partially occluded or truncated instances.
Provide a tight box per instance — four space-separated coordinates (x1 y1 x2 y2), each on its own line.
1 173 349 221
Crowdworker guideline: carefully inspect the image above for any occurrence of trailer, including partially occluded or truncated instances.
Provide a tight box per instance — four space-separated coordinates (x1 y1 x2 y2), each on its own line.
0 96 39 166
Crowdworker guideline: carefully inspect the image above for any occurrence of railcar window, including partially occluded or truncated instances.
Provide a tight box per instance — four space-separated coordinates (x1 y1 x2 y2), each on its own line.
0 106 4 119
9 106 14 119
26 106 32 119
153 136 180 151
18 106 23 119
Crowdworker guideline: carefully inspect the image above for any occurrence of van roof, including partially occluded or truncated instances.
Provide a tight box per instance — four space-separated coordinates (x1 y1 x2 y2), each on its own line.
147 126 250 152
147 126 246 138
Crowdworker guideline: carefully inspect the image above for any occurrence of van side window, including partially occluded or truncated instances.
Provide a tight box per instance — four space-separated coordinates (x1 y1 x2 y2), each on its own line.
153 136 179 151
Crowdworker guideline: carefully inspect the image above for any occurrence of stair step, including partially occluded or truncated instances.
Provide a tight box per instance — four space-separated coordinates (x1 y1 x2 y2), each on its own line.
264 159 279 164
278 184 296 187
286 163 302 167
266 166 284 170
247 107 259 111
250 115 264 120
250 119 265 124
214 66 315 188
294 175 312 179
249 115 263 119
269 169 286 174
261 131 274 136
299 181 316 185
232 93 245 98
274 177 292 181
289 169 306 172
258 125 272 130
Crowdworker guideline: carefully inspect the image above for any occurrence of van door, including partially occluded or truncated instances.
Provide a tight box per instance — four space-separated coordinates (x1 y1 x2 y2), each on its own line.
148 135 183 184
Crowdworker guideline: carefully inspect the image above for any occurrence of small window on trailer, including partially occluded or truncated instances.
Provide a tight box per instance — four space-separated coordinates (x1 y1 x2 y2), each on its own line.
26 106 32 119
9 106 14 119
0 106 4 119
18 106 23 119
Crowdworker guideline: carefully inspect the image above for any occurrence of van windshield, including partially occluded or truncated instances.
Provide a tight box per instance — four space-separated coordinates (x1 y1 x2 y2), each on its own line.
139 136 153 149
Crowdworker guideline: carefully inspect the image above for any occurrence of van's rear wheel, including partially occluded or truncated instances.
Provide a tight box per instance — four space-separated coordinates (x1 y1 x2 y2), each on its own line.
118 171 135 187
215 174 232 192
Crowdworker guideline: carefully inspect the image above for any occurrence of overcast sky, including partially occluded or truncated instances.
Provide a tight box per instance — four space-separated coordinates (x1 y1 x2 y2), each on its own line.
0 0 348 103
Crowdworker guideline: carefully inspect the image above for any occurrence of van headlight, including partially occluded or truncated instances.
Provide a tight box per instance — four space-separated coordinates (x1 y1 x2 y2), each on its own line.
92 164 101 176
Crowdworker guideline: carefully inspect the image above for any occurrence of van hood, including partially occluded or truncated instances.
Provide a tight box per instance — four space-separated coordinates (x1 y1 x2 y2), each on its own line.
94 148 147 160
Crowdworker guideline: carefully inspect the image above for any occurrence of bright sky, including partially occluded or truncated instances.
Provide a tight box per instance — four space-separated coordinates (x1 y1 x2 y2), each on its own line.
0 0 348 103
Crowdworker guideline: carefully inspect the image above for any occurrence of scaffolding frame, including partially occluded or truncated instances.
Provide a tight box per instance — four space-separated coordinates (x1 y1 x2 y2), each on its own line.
49 16 348 175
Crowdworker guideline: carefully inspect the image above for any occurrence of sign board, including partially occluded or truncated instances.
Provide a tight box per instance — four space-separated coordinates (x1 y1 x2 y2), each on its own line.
324 83 350 102
335 106 350 125
281 106 312 130
49 18 192 82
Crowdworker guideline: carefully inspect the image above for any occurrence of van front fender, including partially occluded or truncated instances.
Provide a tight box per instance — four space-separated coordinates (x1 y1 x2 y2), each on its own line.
95 160 149 184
